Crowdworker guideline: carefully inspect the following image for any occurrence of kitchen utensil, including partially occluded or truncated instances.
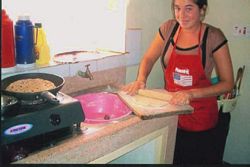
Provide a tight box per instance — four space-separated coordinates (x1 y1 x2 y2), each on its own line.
53 50 124 64
237 65 245 94
1 73 65 104
53 50 103 64
219 97 238 113
137 89 173 101
118 89 193 120
231 67 242 98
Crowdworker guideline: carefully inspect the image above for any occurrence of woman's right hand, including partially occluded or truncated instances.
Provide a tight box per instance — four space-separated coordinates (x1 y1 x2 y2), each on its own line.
121 80 146 96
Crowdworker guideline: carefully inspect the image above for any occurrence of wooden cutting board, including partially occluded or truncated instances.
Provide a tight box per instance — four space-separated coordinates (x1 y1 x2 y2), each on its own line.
117 89 193 120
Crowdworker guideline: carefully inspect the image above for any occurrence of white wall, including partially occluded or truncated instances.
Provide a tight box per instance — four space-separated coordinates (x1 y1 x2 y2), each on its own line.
126 0 250 164
2 0 126 54
205 0 250 164
126 0 170 88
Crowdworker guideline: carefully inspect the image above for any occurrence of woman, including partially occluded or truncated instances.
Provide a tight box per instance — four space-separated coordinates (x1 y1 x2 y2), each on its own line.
122 0 234 164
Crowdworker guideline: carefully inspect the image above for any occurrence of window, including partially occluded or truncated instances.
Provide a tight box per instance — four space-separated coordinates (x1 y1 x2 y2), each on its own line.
3 0 127 56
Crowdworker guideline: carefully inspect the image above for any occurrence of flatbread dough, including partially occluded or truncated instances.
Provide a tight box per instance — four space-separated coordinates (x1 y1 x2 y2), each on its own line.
6 78 56 93
130 95 168 108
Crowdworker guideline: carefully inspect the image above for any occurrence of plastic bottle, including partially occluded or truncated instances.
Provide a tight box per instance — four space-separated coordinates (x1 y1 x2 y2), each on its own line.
15 15 35 67
1 9 16 72
34 23 51 65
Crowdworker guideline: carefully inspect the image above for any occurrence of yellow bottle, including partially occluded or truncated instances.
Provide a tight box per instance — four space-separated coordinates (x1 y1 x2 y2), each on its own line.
34 23 50 65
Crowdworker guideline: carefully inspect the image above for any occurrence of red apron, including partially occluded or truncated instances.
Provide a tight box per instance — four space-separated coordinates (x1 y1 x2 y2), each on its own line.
165 26 218 132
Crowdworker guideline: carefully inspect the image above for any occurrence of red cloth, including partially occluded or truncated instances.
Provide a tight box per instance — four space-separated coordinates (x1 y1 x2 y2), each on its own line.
164 26 218 131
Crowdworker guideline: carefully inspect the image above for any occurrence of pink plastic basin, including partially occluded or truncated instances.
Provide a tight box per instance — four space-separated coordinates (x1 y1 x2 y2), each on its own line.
75 92 132 124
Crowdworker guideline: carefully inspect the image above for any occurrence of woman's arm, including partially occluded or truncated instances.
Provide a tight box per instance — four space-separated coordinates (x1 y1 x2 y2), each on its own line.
122 32 165 95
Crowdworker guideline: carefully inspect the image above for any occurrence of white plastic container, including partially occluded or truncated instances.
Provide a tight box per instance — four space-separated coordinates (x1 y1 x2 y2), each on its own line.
217 96 238 113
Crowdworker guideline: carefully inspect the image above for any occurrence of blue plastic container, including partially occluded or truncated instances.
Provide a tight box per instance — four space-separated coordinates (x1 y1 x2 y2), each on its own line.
15 15 35 66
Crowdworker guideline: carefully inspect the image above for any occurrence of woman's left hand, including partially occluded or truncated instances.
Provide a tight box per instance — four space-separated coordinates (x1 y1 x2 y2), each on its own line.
169 91 193 105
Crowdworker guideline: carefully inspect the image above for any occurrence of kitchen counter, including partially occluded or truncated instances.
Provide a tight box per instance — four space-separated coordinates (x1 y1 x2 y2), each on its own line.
13 113 180 164
12 69 186 164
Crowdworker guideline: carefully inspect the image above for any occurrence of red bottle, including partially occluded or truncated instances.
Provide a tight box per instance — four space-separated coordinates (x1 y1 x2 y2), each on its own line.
1 9 16 68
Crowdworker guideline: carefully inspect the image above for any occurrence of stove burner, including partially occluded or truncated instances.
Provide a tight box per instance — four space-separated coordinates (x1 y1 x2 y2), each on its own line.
1 92 65 118
19 92 64 106
19 98 47 105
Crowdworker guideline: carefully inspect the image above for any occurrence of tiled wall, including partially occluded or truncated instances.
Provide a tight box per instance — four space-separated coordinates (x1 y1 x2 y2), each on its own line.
1 29 141 80
61 66 126 96
1 29 141 96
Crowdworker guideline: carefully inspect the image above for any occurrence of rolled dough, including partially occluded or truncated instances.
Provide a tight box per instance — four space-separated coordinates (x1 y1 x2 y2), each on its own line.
130 95 168 108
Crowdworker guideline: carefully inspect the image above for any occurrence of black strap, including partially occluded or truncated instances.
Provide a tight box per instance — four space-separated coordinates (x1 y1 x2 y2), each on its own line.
161 23 208 69
161 22 179 69
201 27 209 69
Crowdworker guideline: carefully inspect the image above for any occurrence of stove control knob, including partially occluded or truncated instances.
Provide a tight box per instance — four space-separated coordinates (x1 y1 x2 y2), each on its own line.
49 114 61 126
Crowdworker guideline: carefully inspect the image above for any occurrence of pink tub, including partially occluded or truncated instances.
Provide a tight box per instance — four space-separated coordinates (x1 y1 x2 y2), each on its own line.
75 92 132 124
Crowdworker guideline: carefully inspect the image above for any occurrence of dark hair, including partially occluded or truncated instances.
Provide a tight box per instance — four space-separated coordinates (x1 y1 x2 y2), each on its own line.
195 0 208 9
171 0 208 20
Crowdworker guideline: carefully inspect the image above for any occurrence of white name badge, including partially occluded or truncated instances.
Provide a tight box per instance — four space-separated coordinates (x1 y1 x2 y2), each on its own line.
173 72 193 87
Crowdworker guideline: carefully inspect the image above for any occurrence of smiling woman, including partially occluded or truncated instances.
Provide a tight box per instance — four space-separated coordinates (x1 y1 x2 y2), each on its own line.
2 0 127 57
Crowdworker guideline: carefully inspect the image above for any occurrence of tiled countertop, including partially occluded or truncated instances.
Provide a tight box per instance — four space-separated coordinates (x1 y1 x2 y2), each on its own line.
13 114 180 164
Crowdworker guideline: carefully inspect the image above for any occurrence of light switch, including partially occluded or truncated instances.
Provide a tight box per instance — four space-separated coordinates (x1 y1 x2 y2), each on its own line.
233 24 250 37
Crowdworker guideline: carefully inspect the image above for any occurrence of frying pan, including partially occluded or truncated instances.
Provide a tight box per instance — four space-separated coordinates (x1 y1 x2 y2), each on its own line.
1 73 65 104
